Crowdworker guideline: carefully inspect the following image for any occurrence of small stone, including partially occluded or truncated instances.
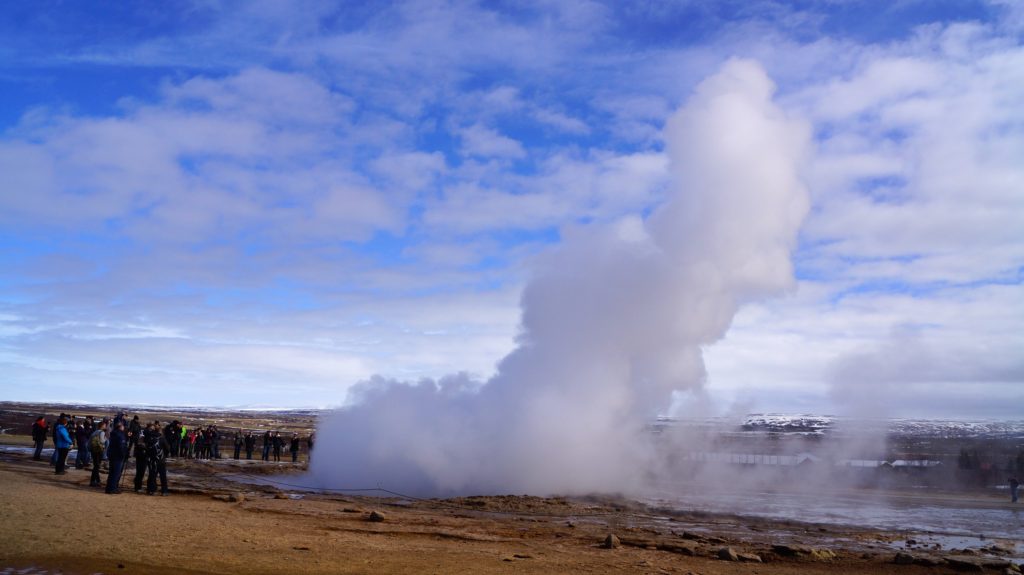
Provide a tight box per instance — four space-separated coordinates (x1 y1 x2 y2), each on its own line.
738 552 763 563
602 534 621 549
274 492 289 499
368 510 386 522
717 547 739 561
228 492 245 503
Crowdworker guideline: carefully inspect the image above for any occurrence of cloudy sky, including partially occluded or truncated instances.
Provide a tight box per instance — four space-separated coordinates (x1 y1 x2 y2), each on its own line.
1 1 1021 417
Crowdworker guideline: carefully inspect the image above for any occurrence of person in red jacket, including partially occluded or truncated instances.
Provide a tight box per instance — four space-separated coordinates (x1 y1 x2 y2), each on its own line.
31 416 48 461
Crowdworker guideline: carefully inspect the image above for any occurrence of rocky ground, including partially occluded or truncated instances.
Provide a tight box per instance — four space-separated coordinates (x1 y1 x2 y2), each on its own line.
1 403 1021 575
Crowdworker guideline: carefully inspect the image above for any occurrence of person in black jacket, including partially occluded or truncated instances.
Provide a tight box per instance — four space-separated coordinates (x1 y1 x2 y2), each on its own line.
126 415 142 460
261 430 272 461
105 421 128 494
271 431 283 463
289 434 300 463
144 426 170 496
243 431 255 460
133 424 151 492
233 431 242 460
31 416 48 460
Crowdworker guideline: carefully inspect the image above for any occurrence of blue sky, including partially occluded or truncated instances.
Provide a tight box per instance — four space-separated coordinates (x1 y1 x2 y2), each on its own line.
1 1 1021 416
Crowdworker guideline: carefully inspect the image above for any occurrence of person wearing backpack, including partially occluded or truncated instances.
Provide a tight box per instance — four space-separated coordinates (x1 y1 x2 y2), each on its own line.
88 421 108 487
144 425 170 495
31 416 48 461
289 434 300 463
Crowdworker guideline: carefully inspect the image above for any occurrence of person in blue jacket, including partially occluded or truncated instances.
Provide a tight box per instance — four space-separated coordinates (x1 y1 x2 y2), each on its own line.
105 420 128 494
53 415 73 475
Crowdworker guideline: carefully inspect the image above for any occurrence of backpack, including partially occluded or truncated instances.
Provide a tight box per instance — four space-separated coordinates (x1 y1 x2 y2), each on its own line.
145 432 165 462
89 430 105 451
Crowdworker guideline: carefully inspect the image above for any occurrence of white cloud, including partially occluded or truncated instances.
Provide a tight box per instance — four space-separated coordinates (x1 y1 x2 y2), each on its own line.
458 124 526 159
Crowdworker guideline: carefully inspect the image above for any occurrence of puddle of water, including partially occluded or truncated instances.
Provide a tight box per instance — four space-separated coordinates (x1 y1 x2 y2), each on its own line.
645 486 1024 541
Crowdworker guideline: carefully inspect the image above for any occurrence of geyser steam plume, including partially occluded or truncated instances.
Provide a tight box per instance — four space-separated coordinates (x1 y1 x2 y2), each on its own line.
311 59 811 496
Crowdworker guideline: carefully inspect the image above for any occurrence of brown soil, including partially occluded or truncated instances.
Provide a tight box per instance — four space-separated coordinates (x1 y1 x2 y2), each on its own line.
0 445 999 575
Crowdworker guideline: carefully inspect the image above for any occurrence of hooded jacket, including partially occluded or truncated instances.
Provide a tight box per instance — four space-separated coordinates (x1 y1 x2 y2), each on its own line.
54 423 73 449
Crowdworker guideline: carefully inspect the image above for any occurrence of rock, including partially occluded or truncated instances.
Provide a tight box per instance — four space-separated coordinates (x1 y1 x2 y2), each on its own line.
894 552 916 565
274 492 289 499
989 545 1014 555
772 544 834 560
808 548 836 561
602 534 621 549
944 557 985 572
512 554 533 559
771 544 805 556
368 510 386 522
738 552 763 563
914 556 943 567
228 492 244 503
717 547 739 561
658 542 697 556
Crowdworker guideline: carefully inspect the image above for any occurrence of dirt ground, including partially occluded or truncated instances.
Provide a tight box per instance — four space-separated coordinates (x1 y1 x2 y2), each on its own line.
2 401 1021 575
2 446 1020 575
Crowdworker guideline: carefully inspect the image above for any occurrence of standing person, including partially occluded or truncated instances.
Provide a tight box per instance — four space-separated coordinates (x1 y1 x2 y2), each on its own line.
307 432 314 462
271 432 282 463
105 421 128 494
126 415 142 460
53 416 73 475
145 425 170 496
88 421 108 487
244 431 255 460
133 425 151 492
82 416 94 468
241 427 253 458
233 431 242 460
210 425 220 459
31 416 48 460
289 434 300 463
261 430 271 462
179 424 188 457
74 421 89 469
1010 477 1020 503
50 413 66 466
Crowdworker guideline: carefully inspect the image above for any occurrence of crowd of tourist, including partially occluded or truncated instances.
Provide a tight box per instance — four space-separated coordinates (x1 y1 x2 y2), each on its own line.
29 411 315 496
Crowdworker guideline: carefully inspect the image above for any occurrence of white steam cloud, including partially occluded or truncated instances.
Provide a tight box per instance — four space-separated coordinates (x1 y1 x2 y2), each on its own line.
311 59 811 496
